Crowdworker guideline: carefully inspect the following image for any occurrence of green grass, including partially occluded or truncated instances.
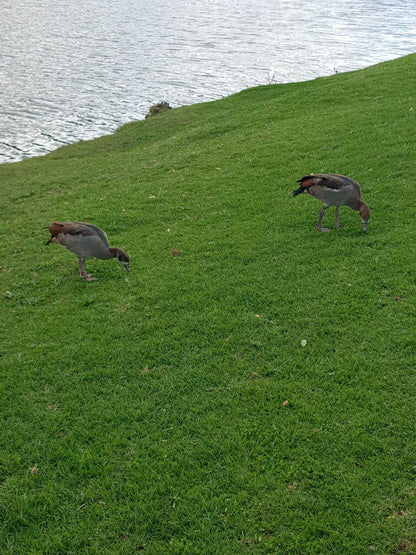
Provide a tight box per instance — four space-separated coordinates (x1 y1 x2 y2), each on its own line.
1 54 416 554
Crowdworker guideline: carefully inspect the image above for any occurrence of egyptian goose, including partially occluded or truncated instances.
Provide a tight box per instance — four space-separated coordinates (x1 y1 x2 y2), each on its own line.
292 174 370 232
46 221 130 281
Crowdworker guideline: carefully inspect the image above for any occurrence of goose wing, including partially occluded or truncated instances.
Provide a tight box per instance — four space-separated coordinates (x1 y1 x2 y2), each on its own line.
313 174 361 193
53 222 111 259
61 222 110 246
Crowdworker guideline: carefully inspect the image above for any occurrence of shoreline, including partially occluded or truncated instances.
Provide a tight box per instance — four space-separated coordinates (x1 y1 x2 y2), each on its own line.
2 53 414 166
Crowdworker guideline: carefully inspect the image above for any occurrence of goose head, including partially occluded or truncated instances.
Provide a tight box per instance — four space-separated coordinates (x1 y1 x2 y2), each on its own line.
110 247 130 272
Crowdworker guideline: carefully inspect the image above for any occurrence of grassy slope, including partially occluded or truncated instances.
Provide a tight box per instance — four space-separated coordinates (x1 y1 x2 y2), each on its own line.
1 54 416 553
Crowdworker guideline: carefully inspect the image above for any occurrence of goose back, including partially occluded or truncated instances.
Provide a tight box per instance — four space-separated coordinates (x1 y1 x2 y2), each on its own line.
49 221 113 260
296 174 362 209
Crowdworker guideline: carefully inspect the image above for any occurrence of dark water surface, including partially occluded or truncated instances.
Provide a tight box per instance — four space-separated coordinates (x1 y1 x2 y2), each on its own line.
1 0 415 163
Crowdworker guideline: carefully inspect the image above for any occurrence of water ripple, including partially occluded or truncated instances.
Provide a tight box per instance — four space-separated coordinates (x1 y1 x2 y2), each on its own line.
0 0 415 163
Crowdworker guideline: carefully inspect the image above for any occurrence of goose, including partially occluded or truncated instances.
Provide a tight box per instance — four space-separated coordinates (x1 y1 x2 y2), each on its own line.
292 173 370 232
46 221 130 281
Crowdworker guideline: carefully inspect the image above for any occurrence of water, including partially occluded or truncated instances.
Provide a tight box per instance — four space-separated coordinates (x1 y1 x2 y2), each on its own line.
1 0 415 164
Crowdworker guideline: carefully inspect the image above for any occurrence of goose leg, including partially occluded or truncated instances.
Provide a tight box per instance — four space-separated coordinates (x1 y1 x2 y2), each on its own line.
334 206 340 229
78 258 98 281
316 206 330 232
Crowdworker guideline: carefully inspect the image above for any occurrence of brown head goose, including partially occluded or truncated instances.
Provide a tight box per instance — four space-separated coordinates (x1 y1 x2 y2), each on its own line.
46 221 130 281
292 174 370 232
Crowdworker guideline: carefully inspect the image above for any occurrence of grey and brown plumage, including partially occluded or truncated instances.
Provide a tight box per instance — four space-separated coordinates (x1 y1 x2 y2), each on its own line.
46 221 130 281
292 174 370 232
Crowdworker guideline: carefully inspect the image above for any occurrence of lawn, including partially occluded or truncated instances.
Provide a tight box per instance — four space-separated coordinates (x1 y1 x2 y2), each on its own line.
1 54 416 553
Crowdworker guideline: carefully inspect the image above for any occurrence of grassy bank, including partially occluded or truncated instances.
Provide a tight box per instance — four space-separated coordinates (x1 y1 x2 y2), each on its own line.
1 54 416 553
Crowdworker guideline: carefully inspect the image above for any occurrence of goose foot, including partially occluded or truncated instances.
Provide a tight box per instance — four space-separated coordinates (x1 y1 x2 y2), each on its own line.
79 270 98 281
316 227 330 232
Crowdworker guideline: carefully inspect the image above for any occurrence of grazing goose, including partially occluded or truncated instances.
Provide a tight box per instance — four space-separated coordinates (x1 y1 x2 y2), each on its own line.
46 221 130 281
292 173 370 232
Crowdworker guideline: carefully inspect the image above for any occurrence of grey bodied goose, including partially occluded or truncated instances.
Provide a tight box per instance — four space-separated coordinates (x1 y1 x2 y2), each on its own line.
46 221 130 281
292 174 370 232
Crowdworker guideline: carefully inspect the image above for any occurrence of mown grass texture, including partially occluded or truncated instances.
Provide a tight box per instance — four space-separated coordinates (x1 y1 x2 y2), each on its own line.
1 54 416 553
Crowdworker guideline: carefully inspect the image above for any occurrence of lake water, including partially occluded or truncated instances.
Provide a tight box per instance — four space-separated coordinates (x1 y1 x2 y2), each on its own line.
1 0 415 164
